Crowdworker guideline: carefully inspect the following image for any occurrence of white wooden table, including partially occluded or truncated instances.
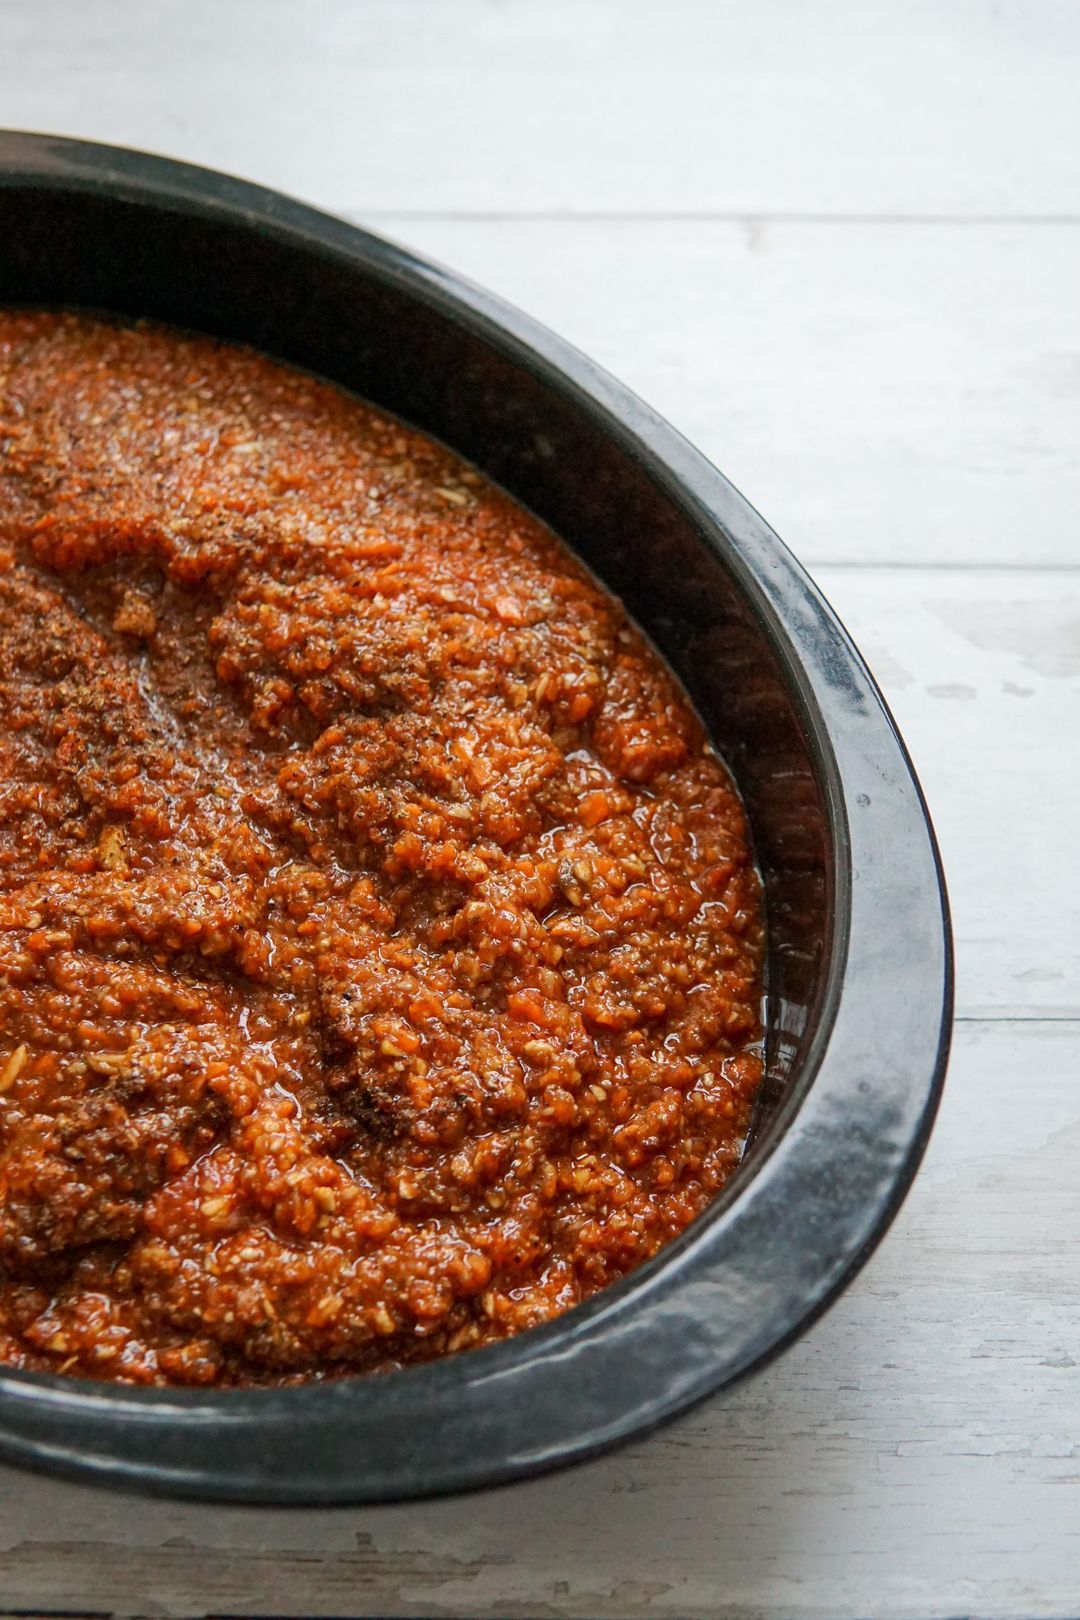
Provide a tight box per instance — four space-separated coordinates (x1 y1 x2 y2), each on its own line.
1 2 1077 1615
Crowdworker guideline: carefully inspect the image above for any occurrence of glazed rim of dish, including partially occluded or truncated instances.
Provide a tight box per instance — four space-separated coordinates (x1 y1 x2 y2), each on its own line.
0 132 952 1504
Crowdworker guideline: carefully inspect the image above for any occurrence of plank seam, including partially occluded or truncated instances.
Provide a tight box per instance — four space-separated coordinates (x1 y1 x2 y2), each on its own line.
349 210 1080 227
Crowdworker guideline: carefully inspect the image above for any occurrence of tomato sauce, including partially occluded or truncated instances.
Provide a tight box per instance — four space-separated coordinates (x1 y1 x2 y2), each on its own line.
0 312 763 1385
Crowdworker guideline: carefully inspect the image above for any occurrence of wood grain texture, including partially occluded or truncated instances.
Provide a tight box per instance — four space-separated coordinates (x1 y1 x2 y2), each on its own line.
364 217 1080 568
814 567 1080 1021
0 0 1074 1614
2 0 1079 219
1 1018 1076 1619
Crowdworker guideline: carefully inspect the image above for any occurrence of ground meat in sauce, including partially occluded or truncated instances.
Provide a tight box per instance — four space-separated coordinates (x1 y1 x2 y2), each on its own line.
0 311 764 1387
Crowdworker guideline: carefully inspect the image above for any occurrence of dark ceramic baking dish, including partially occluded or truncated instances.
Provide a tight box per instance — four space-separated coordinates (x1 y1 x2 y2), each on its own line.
0 132 951 1504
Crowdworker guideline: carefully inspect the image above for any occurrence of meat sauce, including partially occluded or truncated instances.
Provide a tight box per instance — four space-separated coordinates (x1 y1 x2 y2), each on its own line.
0 312 764 1386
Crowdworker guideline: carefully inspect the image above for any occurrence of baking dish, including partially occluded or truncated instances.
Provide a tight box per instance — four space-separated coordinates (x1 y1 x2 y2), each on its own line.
0 132 951 1503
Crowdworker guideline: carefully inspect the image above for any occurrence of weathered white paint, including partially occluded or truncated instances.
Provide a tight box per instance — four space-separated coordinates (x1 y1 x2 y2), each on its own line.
366 217 1080 569
814 567 1080 1021
0 1 1074 1614
1 1020 1076 1619
2 0 1079 219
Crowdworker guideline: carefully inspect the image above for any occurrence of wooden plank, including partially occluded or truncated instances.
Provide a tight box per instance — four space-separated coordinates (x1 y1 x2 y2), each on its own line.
2 0 1079 220
366 216 1080 569
815 566 1080 1021
1 1018 1075 1619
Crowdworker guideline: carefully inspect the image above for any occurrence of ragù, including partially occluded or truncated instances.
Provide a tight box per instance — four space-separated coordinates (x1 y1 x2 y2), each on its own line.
0 312 763 1385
